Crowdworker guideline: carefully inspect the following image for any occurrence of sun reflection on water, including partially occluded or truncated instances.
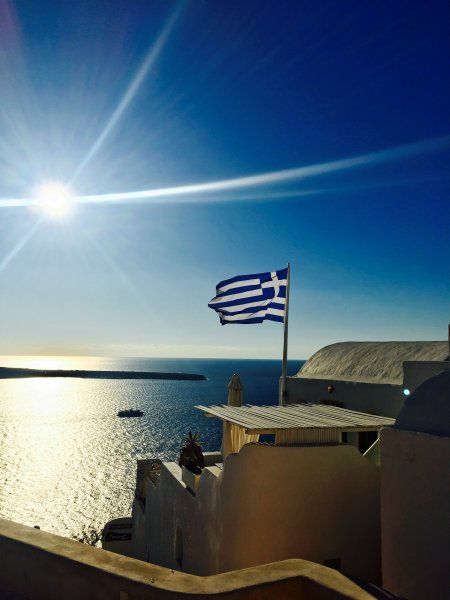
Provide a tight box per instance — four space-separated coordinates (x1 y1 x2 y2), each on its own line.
0 371 138 538
0 357 282 541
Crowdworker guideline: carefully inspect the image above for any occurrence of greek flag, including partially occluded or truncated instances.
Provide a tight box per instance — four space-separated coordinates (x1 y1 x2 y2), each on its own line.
208 268 287 325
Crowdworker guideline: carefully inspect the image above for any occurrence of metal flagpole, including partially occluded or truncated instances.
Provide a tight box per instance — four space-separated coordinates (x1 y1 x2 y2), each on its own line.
280 262 290 406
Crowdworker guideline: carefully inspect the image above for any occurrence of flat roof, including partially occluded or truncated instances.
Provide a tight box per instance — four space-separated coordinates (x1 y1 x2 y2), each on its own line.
196 403 394 434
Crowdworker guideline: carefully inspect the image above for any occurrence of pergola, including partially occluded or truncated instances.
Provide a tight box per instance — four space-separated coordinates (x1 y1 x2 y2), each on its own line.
196 402 394 454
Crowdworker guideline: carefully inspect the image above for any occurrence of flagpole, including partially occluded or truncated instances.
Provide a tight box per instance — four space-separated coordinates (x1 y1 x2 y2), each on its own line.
280 262 290 406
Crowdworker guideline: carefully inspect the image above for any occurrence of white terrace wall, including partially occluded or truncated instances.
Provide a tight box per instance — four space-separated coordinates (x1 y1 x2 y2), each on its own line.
285 376 403 418
142 444 381 584
380 427 450 600
285 363 450 418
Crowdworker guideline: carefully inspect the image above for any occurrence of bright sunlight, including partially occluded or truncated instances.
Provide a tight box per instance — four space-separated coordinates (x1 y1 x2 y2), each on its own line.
33 181 75 218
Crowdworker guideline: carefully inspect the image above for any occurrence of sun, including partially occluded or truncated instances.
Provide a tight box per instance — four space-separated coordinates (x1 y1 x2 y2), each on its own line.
33 181 75 218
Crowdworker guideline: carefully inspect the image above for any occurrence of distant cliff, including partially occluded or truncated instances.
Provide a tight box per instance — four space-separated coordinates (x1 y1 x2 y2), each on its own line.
0 366 206 381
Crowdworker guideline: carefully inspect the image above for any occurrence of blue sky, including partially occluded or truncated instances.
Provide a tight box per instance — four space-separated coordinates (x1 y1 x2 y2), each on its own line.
0 0 449 359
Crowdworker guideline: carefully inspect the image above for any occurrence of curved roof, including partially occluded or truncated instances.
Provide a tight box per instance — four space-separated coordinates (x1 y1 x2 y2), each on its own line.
395 370 450 436
297 341 448 385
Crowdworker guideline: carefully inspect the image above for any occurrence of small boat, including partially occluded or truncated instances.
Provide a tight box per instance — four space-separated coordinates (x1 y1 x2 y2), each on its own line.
117 409 144 418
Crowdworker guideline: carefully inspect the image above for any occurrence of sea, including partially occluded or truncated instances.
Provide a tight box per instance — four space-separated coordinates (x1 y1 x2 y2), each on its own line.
0 356 303 541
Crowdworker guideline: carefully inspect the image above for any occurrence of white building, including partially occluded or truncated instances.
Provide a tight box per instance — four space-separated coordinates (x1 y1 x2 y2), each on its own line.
284 338 448 452
104 328 449 598
286 340 448 414
127 404 393 584
380 369 450 600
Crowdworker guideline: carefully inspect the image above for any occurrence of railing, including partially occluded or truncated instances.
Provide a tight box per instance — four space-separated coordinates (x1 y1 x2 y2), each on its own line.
363 438 380 466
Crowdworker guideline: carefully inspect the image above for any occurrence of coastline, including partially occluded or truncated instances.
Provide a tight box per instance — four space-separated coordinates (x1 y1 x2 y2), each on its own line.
0 366 206 381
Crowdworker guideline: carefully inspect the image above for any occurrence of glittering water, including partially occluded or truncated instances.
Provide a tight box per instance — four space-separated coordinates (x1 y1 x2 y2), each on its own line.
0 356 302 540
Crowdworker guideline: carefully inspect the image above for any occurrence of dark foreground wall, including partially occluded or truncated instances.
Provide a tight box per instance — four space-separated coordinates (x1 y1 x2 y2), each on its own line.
0 519 375 599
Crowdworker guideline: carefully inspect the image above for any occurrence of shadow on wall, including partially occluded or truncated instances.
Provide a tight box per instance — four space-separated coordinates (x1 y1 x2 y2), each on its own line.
0 518 382 600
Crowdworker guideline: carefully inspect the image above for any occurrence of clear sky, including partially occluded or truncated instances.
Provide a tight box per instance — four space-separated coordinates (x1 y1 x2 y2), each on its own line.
0 0 449 359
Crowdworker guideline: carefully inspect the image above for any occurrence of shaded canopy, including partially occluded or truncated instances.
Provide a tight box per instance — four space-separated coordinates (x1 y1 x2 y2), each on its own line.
197 402 394 434
297 341 448 385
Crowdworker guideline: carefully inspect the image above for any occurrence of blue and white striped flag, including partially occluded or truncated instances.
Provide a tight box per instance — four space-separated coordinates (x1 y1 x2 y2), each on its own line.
208 268 288 325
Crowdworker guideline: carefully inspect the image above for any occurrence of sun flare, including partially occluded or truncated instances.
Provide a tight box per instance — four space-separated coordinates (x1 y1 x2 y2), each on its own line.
33 181 75 218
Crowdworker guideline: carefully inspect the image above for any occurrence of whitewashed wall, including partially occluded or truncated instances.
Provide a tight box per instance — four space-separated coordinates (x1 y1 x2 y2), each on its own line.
285 376 404 417
139 443 381 583
380 427 450 599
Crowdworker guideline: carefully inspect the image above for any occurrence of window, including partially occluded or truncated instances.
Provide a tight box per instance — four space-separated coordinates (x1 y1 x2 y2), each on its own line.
259 433 275 444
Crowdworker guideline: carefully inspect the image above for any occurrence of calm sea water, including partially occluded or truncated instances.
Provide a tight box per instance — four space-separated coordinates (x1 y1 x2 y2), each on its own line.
0 356 303 540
